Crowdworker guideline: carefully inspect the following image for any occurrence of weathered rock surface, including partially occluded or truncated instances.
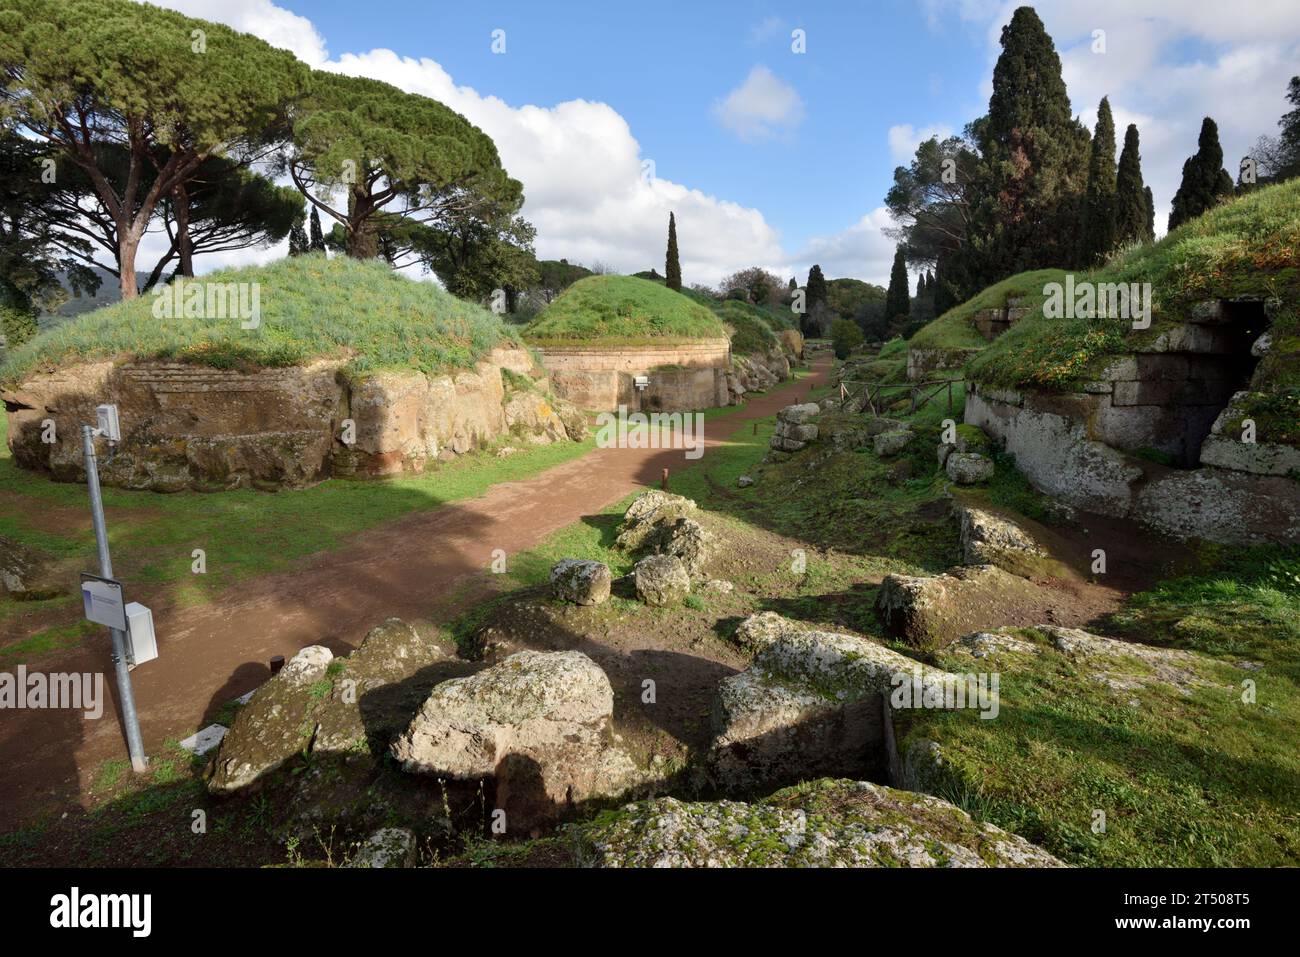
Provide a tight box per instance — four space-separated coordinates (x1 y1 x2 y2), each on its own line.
945 452 995 484
208 645 335 794
549 559 612 606
348 827 417 868
0 535 65 598
769 403 821 453
207 619 456 797
730 611 794 654
875 565 1044 650
3 347 577 491
614 490 714 578
954 502 1046 573
634 554 690 606
710 616 958 791
574 778 1065 867
391 650 639 828
873 429 914 457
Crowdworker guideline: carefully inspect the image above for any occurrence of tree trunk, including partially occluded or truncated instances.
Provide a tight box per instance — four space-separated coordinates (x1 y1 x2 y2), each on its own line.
174 184 194 277
118 227 140 299
347 221 378 259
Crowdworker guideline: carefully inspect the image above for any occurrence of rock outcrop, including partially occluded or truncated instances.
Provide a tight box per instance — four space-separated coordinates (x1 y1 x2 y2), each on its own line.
574 778 1065 867
3 347 581 491
709 616 959 791
390 650 640 829
953 502 1047 576
945 452 994 484
207 619 454 795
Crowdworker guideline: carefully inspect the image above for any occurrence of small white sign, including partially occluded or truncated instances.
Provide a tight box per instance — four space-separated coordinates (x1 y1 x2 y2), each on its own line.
81 574 127 632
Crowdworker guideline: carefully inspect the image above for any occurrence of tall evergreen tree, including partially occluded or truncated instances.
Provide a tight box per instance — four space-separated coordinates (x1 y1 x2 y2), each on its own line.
665 212 681 291
885 247 910 326
1276 76 1300 180
1114 124 1150 247
1168 117 1234 230
967 6 1091 280
806 264 827 309
1080 97 1118 265
1143 187 1156 243
309 207 327 252
288 221 309 256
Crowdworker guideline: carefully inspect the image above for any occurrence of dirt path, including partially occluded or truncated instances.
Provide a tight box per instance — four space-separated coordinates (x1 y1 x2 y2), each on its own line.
0 358 833 827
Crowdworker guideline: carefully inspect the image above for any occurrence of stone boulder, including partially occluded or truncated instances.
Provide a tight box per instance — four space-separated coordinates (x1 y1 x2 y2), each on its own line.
390 650 639 829
770 403 821 453
208 645 335 794
207 620 456 798
730 611 794 653
573 779 1064 867
615 491 713 578
864 416 909 437
502 391 569 444
946 452 995 484
710 616 959 791
549 559 612 606
873 429 914 457
347 827 417 868
634 554 690 606
875 565 1045 650
954 502 1046 574
0 535 65 598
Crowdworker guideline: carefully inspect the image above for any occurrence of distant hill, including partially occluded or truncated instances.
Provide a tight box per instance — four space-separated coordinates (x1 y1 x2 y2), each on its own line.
38 266 147 331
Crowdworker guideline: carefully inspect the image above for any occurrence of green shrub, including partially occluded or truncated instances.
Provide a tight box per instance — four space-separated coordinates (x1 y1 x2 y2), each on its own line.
831 318 864 358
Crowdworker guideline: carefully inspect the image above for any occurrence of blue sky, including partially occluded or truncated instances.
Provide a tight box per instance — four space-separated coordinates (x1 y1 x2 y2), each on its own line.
163 0 1300 288
292 0 988 257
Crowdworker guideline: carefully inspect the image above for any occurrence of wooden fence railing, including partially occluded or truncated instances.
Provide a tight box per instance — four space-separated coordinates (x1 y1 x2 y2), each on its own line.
839 377 963 416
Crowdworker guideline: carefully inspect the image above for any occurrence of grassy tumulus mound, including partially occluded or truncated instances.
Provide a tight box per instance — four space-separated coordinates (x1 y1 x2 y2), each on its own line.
523 275 727 347
0 254 522 384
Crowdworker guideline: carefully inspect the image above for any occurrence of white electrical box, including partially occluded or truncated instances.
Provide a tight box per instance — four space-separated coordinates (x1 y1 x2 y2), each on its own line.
124 601 157 667
81 574 127 631
634 375 649 390
96 403 122 442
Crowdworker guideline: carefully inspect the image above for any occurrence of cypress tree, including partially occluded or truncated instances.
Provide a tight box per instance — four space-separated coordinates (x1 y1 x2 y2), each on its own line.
885 247 910 325
665 212 682 291
1114 124 1150 247
1168 117 1234 230
310 206 326 252
1143 187 1156 242
288 221 308 256
806 264 827 309
969 6 1090 280
1080 97 1118 265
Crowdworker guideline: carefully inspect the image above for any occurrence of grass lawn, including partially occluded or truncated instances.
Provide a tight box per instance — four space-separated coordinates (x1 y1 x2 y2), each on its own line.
0 254 523 384
523 275 728 346
0 411 596 665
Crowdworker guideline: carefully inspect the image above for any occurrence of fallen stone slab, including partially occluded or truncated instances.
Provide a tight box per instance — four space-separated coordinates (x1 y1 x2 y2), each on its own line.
207 645 335 794
615 490 714 577
550 559 612 606
875 565 1045 650
391 650 640 829
573 778 1065 867
179 724 228 758
710 617 959 791
954 501 1047 575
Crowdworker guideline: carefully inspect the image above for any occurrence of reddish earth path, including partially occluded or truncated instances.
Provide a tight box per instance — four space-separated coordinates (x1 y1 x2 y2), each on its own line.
0 357 832 827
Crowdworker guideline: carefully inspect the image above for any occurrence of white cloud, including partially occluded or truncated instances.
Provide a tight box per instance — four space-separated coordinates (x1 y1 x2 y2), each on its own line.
712 65 806 141
887 123 954 162
162 0 329 65
793 208 899 288
144 1 790 288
